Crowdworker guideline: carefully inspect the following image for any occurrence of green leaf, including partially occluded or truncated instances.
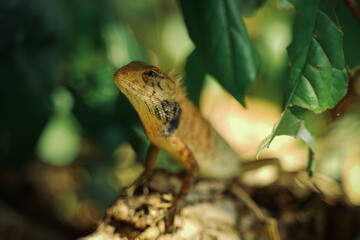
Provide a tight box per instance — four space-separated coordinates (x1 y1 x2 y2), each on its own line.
256 108 315 176
184 50 206 106
277 0 292 8
335 0 360 68
236 0 266 17
179 0 259 106
284 0 348 113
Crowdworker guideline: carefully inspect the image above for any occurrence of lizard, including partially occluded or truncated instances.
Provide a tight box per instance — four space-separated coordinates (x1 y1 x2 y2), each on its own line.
113 61 278 232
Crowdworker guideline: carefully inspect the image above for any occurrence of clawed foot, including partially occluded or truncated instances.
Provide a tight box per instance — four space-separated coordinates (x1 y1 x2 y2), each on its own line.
122 183 181 232
121 168 190 233
164 198 185 232
165 203 177 231
124 182 149 197
123 172 150 197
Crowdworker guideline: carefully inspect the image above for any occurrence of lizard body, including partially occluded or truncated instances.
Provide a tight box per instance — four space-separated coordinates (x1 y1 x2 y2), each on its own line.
114 61 241 177
113 61 242 228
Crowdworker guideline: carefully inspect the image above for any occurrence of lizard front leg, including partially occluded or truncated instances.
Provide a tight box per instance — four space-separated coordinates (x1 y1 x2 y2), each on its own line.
126 142 198 232
165 144 198 231
126 144 159 196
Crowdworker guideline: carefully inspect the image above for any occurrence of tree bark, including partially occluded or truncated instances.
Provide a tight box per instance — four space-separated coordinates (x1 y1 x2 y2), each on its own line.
80 169 278 240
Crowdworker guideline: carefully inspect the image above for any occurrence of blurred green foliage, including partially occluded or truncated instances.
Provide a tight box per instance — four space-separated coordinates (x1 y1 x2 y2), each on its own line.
0 0 192 207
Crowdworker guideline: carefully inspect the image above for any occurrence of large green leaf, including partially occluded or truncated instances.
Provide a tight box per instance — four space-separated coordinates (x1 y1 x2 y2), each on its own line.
179 0 259 106
236 0 266 17
284 0 348 112
184 50 206 106
257 108 315 176
335 0 360 68
257 0 348 176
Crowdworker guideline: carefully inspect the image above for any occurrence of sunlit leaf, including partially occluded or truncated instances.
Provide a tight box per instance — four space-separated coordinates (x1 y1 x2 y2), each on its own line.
257 108 315 176
259 0 348 176
284 0 348 112
180 0 259 106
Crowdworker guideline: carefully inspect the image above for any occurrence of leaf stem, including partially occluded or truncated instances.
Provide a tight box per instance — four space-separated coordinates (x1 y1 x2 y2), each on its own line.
343 0 360 24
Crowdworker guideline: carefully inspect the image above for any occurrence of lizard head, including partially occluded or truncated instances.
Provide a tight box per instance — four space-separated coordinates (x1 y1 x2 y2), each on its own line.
114 61 183 137
114 61 181 104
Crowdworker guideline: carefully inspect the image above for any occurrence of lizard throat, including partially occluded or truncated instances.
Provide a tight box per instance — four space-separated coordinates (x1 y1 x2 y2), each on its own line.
153 100 181 138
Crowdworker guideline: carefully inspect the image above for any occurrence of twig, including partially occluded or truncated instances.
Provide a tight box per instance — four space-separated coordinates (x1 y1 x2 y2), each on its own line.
343 0 360 24
230 183 280 240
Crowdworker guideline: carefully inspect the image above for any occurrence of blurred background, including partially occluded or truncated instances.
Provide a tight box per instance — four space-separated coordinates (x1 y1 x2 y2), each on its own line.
1 0 360 239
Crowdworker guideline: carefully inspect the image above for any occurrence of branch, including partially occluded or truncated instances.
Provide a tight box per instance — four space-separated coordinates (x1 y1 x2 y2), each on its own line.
79 169 278 240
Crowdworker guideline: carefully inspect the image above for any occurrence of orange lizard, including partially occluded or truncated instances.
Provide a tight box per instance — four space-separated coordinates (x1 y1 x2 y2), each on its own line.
113 61 243 228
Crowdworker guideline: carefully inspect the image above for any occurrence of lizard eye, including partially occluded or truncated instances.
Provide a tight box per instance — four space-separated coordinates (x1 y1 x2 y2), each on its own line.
145 70 158 78
142 69 162 86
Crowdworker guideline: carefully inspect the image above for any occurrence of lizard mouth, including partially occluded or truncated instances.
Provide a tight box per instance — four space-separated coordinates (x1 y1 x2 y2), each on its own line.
113 71 152 101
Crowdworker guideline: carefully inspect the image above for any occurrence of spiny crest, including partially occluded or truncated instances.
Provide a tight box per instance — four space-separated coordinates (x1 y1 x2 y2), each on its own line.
165 69 186 99
155 63 183 90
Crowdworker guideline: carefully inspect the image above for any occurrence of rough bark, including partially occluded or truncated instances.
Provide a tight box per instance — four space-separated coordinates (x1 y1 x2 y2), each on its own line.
80 170 278 240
